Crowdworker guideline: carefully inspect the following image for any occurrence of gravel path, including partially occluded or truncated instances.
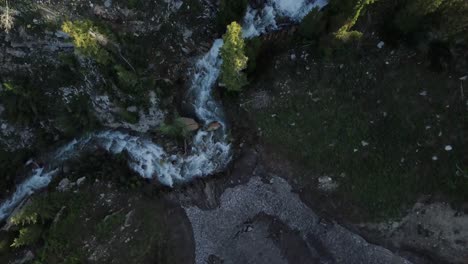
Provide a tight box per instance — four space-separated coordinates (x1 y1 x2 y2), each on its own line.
185 175 412 264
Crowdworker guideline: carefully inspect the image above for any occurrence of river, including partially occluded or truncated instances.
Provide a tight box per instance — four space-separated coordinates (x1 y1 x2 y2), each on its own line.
0 0 327 221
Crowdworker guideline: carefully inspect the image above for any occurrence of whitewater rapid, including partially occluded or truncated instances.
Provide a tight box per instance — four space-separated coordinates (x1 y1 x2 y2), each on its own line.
0 0 327 221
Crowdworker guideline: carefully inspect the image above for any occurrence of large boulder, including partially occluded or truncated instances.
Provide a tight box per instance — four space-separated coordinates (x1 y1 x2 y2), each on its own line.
206 121 222 132
57 178 73 192
178 117 200 132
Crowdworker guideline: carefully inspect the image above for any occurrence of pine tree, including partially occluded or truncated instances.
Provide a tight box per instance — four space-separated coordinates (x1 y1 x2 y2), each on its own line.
220 22 248 92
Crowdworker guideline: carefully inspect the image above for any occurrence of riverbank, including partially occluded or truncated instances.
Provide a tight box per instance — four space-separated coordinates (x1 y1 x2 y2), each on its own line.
222 18 467 263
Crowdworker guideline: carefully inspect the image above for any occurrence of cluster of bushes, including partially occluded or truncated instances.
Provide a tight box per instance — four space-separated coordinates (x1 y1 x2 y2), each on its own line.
0 151 145 261
0 192 89 263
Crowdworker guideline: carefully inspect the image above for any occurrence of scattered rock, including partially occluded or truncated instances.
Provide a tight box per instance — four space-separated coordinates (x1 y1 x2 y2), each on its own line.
57 178 72 192
388 202 468 264
377 41 385 49
76 177 87 186
123 210 134 228
317 176 338 192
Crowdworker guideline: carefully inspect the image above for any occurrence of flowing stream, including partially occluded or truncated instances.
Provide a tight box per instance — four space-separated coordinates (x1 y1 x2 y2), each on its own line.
0 0 327 221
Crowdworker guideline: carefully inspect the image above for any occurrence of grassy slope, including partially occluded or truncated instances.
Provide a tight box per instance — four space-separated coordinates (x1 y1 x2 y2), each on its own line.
248 45 467 219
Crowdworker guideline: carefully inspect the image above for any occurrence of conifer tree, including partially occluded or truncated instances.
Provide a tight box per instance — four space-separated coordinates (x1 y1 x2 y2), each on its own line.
220 22 248 92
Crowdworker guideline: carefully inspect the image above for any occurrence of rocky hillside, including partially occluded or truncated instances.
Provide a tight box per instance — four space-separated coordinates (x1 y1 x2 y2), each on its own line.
0 0 467 263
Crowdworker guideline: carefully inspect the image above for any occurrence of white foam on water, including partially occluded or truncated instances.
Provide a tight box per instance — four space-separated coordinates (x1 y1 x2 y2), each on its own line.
0 168 57 220
271 0 328 20
243 5 278 38
243 0 328 38
0 0 328 221
190 39 225 126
